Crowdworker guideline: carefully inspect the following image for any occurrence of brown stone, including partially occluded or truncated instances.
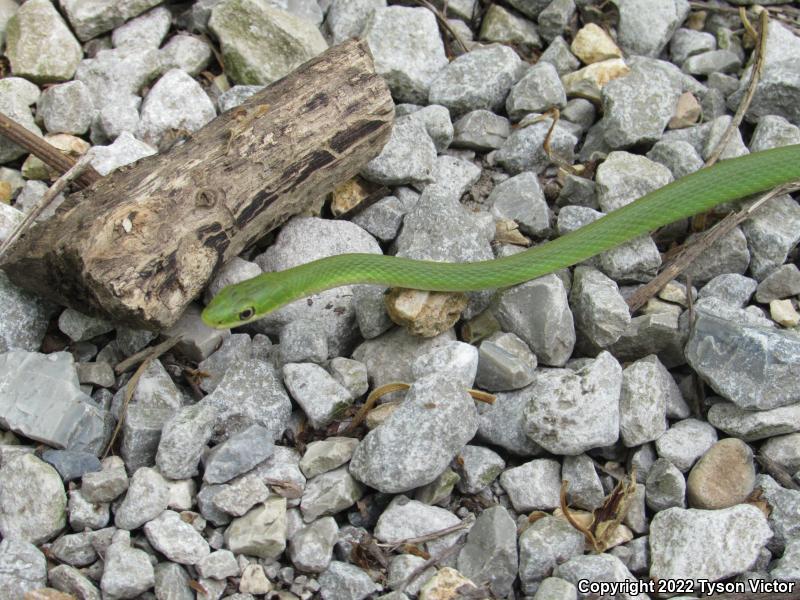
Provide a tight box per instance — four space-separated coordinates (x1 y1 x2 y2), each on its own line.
687 438 756 509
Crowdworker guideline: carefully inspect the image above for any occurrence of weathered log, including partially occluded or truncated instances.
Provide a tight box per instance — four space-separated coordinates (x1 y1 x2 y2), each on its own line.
1 39 394 329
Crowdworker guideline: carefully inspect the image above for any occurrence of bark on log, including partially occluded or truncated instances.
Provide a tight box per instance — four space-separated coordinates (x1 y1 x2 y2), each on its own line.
1 40 394 329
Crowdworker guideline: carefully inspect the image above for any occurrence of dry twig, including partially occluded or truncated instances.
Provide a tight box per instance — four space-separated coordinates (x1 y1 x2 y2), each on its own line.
103 336 182 457
0 112 101 188
705 9 769 167
627 182 800 312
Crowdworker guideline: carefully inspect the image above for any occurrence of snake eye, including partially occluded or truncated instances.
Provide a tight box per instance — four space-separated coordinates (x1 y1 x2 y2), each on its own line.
238 307 255 321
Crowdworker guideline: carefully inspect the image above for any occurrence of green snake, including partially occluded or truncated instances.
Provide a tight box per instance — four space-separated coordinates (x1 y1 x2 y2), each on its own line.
202 144 800 329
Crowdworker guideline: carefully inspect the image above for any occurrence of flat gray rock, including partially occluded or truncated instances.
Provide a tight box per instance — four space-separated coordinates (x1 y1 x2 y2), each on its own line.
457 506 517 597
349 373 478 493
204 424 275 484
518 515 585 594
476 386 544 456
284 363 354 430
475 331 537 392
0 454 66 544
144 510 211 565
554 553 646 599
374 495 464 558
288 516 338 573
208 0 327 85
495 119 577 174
429 44 523 117
319 561 379 600
156 400 218 479
614 0 689 57
114 467 170 530
100 531 155 598
364 6 447 104
649 505 772 582
300 466 364 522
686 313 800 410
524 352 621 455
0 351 106 453
619 355 672 447
655 418 717 473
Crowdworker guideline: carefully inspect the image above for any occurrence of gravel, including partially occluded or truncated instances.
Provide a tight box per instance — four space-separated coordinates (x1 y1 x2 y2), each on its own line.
0 2 798 596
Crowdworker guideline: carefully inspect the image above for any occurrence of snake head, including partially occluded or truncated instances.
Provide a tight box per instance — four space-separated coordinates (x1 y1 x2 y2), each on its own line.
201 270 301 329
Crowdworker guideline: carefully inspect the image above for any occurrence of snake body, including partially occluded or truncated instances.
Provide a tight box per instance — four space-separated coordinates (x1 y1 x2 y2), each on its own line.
202 144 800 329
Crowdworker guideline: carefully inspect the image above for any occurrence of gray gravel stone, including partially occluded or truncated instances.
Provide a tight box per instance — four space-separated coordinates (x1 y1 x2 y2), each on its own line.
100 530 155 599
374 496 464 558
475 331 537 392
208 0 327 85
686 312 800 410
750 114 800 152
284 363 354 430
205 357 291 443
0 272 52 354
197 334 253 394
5 0 82 84
197 549 240 580
120 404 172 472
650 504 772 581
80 455 129 503
771 537 800 582
68 489 109 531
699 273 757 307
163 303 230 362
479 4 541 53
364 6 447 104
532 577 577 600
411 340 478 388
279 319 328 365
539 35 580 75
114 467 170 530
477 387 544 456
655 418 718 473
457 506 517 597
41 449 100 483
537 0 575 42
429 44 523 117
492 274 575 366
728 21 800 126
709 400 800 442
596 151 674 212
755 474 800 552
329 358 369 399
495 119 577 174
350 373 477 493
607 310 687 368
362 116 437 186
289 516 338 573
646 139 705 179
742 193 800 281
49 531 96 567
614 0 689 57
455 445 505 495
489 171 550 238
506 61 566 120
602 66 681 148
570 266 630 350
0 539 46 598
619 355 673 447
452 109 511 151
216 85 263 112
351 195 405 243
90 131 157 176
159 34 213 76
48 564 101 600
136 68 216 147
300 437 360 479
145 509 210 565
760 433 800 473
0 78 42 163
301 466 364 522
562 454 605 511
212 475 269 517
518 516 585 594
327 0 385 44
554 553 644 599
645 458 686 511
204 424 274 484
524 352 621 455
156 400 218 479
683 49 741 75
499 458 561 512
387 554 433 595
755 264 800 303
319 561 379 600
670 28 716 64
37 80 94 135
